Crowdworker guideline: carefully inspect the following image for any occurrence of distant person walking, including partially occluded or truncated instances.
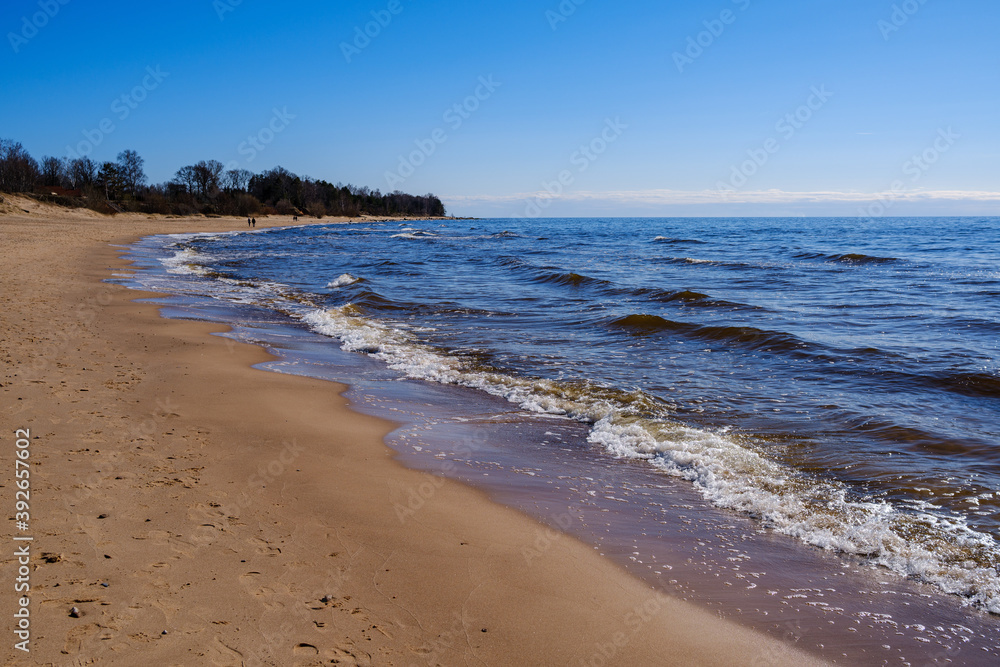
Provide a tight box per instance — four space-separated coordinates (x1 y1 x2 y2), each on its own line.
251 218 256 228
247 217 251 228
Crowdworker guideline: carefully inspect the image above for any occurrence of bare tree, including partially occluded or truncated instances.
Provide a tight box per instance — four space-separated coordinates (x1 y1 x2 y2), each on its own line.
173 165 198 194
191 159 224 198
192 164 209 196
204 159 224 183
0 139 40 192
224 168 253 192
98 162 123 199
68 156 97 188
39 156 66 187
116 149 146 197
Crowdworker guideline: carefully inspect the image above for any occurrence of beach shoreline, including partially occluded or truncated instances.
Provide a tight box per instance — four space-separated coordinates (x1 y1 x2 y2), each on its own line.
0 202 821 664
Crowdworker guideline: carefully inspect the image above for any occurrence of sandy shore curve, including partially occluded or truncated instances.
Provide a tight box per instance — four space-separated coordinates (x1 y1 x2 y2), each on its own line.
0 199 825 665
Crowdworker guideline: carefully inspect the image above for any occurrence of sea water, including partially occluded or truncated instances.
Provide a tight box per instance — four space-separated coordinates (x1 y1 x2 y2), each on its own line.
116 217 1000 663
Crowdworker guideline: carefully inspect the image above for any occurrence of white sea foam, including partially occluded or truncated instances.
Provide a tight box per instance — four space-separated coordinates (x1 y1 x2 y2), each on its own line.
588 416 1000 614
161 248 213 276
327 273 359 288
139 237 1000 614
390 230 438 239
298 302 1000 613
299 306 612 420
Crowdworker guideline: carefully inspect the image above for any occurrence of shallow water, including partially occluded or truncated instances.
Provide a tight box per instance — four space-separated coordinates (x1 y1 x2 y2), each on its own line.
116 216 1000 663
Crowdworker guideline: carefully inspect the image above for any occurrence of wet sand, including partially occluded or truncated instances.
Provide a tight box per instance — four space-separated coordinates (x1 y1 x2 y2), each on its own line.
0 196 822 664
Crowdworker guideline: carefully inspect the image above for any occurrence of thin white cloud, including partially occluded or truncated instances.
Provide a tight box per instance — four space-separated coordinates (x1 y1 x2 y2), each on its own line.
443 188 1000 206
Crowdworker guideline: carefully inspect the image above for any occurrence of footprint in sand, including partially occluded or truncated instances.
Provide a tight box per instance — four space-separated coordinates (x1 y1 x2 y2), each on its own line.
322 646 372 666
293 642 319 656
190 523 222 547
238 572 291 611
290 642 372 666
62 623 100 655
238 570 262 584
249 536 283 555
208 637 245 665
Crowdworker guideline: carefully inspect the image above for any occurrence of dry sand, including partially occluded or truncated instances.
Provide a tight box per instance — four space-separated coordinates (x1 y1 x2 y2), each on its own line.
0 196 825 665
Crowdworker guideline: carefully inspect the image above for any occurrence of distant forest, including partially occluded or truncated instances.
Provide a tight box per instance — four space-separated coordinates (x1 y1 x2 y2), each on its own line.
0 138 446 218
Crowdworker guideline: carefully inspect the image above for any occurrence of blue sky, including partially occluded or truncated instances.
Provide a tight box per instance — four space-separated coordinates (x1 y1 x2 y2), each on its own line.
2 0 998 217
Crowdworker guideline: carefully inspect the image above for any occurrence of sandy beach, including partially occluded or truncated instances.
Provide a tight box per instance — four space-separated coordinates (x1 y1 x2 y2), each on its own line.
0 197 823 665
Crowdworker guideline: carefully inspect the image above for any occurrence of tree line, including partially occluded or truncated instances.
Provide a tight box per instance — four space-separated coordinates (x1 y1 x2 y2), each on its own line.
0 138 446 218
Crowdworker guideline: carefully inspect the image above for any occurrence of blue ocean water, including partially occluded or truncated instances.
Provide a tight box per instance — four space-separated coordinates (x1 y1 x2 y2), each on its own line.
118 216 1000 660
